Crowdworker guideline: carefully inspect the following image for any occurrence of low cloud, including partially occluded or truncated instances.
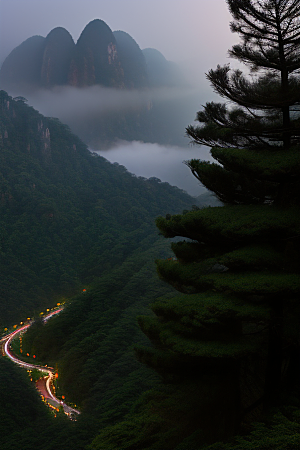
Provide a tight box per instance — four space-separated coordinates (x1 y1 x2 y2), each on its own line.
16 84 199 122
96 140 213 197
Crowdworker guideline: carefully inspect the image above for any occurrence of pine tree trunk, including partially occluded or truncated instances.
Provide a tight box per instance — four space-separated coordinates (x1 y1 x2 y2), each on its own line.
264 296 283 407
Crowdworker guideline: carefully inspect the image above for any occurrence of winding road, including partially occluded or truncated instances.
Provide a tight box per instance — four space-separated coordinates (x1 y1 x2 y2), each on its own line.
1 309 80 419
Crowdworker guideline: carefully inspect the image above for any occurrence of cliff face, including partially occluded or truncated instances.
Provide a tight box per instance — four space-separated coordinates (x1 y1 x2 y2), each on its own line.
113 31 149 89
0 20 184 92
41 27 75 87
0 20 125 90
69 20 124 88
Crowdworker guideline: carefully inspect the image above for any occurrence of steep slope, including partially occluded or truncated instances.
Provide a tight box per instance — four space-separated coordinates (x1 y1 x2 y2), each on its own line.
0 36 45 90
142 48 184 87
69 19 124 87
0 90 194 326
113 30 149 88
41 27 75 87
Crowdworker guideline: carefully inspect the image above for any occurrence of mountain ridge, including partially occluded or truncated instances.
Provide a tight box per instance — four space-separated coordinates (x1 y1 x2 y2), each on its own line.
0 19 184 91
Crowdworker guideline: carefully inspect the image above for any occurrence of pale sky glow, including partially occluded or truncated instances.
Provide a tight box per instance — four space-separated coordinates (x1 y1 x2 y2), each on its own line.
0 0 237 81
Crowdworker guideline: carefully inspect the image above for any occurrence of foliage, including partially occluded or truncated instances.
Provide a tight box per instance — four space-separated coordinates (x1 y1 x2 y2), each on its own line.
105 1 300 449
0 89 198 448
186 0 300 150
0 89 194 326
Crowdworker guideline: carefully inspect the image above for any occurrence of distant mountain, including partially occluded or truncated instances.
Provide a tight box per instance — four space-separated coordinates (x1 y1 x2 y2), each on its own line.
0 21 193 149
41 27 75 87
0 36 45 89
113 31 148 89
0 20 186 92
69 19 124 88
142 47 185 87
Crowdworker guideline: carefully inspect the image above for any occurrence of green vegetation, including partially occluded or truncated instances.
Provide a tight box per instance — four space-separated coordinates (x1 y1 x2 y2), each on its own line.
90 1 300 449
0 89 196 448
0 89 194 327
1 1 300 449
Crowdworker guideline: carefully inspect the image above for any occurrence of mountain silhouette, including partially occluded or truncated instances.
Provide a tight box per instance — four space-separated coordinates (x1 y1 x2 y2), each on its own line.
41 27 75 87
0 20 184 91
113 30 148 88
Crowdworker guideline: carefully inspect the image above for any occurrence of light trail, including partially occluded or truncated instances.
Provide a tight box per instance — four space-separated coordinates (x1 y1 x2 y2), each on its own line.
2 308 80 418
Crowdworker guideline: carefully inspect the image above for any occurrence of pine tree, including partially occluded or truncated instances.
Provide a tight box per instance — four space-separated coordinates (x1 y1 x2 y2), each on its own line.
187 0 300 151
136 0 300 445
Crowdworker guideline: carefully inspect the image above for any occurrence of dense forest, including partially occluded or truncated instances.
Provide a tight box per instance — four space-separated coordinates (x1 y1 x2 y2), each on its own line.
0 89 196 326
0 89 198 448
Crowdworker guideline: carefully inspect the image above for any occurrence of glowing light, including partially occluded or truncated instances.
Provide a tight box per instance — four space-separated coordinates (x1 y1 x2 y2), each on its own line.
55 373 58 379
13 325 17 328
26 353 30 356
56 303 61 306
33 355 36 358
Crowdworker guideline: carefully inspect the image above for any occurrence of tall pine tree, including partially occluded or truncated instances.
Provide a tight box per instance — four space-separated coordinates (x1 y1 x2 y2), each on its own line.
137 0 300 445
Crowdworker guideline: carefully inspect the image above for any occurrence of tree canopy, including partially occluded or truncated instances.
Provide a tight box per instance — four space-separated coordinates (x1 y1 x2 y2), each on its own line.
131 1 300 448
187 0 300 150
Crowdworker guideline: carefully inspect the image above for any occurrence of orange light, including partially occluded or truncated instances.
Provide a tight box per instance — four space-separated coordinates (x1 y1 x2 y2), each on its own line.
27 318 30 320
33 355 36 358
20 322 23 325
55 373 58 379
26 353 30 356
62 395 65 400
13 325 17 328
82 289 86 292
46 309 50 312
57 303 61 306
4 328 7 331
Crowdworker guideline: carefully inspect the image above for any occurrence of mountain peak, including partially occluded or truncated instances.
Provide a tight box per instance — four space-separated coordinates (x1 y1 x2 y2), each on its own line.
41 27 75 87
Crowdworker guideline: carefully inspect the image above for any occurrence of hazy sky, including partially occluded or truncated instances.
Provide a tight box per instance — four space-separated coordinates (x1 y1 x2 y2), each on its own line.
0 0 237 82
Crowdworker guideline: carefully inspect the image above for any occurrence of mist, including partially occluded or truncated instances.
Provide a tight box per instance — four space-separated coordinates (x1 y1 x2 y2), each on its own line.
14 84 204 122
96 141 213 197
4 82 216 196
0 0 236 198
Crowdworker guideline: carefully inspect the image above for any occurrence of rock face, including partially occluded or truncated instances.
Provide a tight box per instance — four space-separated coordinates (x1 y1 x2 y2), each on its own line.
41 27 75 87
0 20 184 92
113 31 148 89
69 19 124 88
143 48 184 87
0 36 45 90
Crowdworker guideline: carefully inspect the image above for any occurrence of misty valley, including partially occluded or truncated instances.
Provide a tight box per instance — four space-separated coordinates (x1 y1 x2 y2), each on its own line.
1 3 300 450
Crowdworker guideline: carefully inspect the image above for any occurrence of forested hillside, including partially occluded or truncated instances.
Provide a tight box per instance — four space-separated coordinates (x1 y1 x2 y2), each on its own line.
0 89 199 448
0 90 194 326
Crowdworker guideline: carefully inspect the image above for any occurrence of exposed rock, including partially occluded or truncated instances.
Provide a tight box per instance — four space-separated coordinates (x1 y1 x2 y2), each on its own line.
113 31 148 89
41 27 75 87
69 19 124 88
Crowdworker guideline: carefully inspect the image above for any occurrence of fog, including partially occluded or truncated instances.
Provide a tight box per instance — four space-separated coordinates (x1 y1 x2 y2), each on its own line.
96 141 212 197
14 84 209 122
0 0 237 197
